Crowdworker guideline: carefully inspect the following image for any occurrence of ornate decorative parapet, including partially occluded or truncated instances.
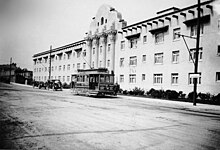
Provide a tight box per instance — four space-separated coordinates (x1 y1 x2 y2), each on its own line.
107 30 117 43
99 32 107 45
92 35 100 46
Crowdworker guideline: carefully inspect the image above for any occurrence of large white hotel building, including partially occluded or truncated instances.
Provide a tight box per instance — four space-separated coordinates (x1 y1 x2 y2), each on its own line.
33 0 220 94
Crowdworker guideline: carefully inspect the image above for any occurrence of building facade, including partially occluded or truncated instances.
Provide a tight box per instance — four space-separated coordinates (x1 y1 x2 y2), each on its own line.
33 0 220 94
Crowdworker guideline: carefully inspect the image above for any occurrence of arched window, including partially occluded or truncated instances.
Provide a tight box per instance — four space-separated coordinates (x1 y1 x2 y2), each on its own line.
101 17 104 25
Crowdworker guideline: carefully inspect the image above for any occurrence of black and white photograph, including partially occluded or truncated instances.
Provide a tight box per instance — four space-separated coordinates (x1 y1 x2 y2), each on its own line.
0 0 220 149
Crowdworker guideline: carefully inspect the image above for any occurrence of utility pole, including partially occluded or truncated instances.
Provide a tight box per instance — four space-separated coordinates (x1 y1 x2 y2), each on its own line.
49 45 52 80
9 57 12 83
193 0 201 106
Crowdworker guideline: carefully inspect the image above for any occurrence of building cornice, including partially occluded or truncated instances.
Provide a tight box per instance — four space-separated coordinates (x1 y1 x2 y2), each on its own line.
122 0 214 30
33 39 86 58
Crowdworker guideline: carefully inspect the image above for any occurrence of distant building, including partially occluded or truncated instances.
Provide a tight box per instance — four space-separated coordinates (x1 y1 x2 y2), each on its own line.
33 0 220 94
0 63 17 83
0 63 33 84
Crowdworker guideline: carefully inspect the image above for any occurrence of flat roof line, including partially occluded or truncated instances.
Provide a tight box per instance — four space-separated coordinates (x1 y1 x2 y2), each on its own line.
122 0 213 29
33 39 85 58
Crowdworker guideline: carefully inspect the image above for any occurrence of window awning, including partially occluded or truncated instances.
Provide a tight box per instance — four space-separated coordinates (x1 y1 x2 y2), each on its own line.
183 15 210 26
125 33 140 40
149 25 169 34
57 53 63 56
65 50 72 54
74 48 82 52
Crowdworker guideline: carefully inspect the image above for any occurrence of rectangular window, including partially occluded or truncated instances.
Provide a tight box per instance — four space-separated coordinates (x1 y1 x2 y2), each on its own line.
143 35 147 43
99 61 102 68
129 74 136 83
100 46 102 54
59 66 61 71
107 60 110 67
154 53 163 64
45 67 47 72
172 51 179 63
218 45 220 55
216 72 220 82
173 28 181 40
189 73 201 85
142 55 146 62
190 24 204 36
63 76 65 82
67 64 70 70
171 73 178 85
67 76 70 82
83 63 86 69
129 38 138 48
63 65 65 71
120 58 124 67
121 41 125 50
108 44 111 51
67 53 71 59
153 74 163 84
59 55 62 60
142 74 146 81
93 48 95 54
155 32 164 43
77 63 80 69
189 48 203 61
129 56 137 66
77 52 81 58
218 19 220 29
83 50 86 57
120 75 124 83
58 76 61 80
51 66 54 71
73 64 75 69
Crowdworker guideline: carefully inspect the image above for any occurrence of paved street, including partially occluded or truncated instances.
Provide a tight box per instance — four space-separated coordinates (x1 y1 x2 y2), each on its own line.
0 82 220 150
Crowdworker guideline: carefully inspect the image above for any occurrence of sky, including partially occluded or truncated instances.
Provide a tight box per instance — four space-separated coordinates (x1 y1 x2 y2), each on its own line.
0 0 212 70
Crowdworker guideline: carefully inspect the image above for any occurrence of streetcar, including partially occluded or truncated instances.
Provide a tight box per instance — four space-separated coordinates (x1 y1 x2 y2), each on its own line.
71 68 116 96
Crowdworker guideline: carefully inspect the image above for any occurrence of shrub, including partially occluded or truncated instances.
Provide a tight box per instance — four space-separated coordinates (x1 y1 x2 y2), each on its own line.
188 91 197 100
122 90 128 95
147 88 155 95
198 92 211 101
128 90 134 95
119 88 123 94
132 87 145 95
179 91 186 98
165 90 179 100
62 82 70 89
213 93 220 104
151 89 164 98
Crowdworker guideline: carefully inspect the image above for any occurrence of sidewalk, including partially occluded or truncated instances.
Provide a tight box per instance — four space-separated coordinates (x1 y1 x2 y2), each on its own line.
10 82 32 87
118 95 220 116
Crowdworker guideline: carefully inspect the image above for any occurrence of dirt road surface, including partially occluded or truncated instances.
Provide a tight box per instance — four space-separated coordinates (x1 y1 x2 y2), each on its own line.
0 82 220 150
